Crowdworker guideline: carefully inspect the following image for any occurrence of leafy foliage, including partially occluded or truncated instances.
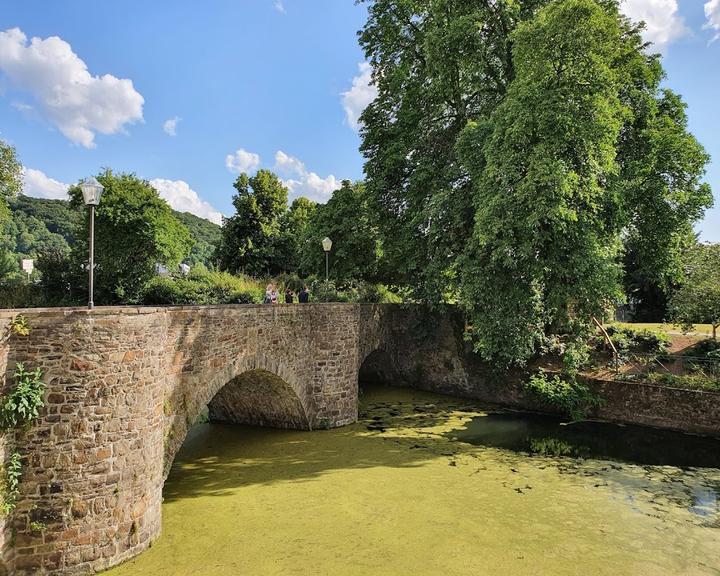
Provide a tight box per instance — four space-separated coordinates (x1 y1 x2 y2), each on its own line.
592 325 671 356
0 140 22 228
670 243 720 339
68 170 193 304
216 170 290 276
358 0 712 364
457 0 626 365
141 267 264 305
173 211 222 267
0 363 46 430
9 315 30 337
0 451 22 515
299 181 383 281
523 371 604 421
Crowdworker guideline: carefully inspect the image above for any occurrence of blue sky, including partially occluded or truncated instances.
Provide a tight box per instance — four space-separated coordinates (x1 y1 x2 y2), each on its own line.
0 0 718 241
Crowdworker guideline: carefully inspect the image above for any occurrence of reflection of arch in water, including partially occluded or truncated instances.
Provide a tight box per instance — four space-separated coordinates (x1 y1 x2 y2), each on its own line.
359 348 396 385
208 368 311 430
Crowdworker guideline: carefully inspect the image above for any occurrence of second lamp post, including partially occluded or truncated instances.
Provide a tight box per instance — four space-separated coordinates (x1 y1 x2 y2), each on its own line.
80 177 104 309
322 237 332 281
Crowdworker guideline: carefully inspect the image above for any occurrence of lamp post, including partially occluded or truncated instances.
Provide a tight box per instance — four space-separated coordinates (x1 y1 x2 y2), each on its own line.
322 237 332 281
80 177 104 309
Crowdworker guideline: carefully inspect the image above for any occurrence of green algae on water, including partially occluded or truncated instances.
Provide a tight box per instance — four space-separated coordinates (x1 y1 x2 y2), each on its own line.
105 385 720 576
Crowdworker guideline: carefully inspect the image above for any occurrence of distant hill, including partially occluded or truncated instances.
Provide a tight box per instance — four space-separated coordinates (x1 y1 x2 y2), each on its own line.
2 195 221 267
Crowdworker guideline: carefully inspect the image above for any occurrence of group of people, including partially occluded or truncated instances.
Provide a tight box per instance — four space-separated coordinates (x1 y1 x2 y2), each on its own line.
263 283 310 304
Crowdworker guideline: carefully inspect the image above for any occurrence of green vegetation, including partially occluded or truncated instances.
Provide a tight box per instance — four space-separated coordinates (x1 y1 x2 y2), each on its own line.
0 452 22 515
670 243 720 340
217 170 294 276
523 370 604 421
299 181 384 282
67 170 193 304
9 315 30 336
173 211 222 267
358 0 712 366
592 325 671 356
0 363 46 429
142 268 264 305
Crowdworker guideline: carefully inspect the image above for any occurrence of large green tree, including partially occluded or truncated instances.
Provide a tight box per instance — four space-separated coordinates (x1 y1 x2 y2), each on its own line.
68 170 192 304
299 180 384 282
359 0 712 364
359 0 548 299
277 196 317 274
216 170 290 276
457 0 627 366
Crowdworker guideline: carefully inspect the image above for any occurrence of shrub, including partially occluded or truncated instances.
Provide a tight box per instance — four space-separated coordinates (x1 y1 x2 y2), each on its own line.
523 370 604 421
593 325 670 355
141 269 264 305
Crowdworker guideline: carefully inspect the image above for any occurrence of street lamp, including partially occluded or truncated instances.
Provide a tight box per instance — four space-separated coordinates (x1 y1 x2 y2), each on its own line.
80 176 104 309
322 237 332 281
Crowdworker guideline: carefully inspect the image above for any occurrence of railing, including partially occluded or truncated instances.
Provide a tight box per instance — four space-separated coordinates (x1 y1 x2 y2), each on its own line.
593 351 720 388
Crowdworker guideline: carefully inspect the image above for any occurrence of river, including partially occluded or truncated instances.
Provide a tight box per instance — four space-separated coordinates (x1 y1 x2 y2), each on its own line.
105 384 720 576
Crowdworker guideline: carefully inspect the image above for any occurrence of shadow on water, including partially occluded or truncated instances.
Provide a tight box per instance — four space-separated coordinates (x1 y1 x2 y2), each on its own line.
448 412 720 468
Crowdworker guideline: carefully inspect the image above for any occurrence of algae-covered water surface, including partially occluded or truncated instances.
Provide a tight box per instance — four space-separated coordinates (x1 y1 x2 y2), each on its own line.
106 385 720 576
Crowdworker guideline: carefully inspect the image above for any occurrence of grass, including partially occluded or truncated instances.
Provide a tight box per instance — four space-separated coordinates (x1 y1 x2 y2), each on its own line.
606 322 715 337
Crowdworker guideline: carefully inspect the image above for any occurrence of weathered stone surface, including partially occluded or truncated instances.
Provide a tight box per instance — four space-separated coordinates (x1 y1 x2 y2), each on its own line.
0 303 716 575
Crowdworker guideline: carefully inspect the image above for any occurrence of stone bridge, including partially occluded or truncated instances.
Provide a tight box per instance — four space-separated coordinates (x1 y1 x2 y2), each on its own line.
0 303 717 575
0 303 471 575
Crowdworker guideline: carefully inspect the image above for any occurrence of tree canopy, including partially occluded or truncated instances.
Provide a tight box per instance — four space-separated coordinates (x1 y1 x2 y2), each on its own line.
358 0 713 365
68 170 193 304
670 243 720 340
216 170 290 276
299 180 384 282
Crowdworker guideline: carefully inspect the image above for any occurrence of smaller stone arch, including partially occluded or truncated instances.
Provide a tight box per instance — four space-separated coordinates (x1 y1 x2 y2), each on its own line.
358 348 396 386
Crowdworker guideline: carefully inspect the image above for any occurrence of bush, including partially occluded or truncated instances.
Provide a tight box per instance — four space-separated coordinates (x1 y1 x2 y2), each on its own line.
309 280 403 303
683 339 720 361
141 269 263 305
523 370 604 421
593 325 670 355
642 372 720 392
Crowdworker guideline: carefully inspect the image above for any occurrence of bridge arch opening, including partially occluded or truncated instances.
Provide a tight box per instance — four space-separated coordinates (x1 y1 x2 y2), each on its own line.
207 368 311 430
359 348 396 386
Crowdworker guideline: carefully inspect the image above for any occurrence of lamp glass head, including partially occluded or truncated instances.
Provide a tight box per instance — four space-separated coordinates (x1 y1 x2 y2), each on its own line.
80 176 104 206
322 237 333 252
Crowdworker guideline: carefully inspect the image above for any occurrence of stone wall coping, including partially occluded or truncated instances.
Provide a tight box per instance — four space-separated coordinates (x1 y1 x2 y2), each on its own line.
0 302 398 318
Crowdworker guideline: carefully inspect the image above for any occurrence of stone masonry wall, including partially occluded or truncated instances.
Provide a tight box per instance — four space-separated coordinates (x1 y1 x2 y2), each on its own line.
359 305 720 436
0 303 717 575
0 304 362 575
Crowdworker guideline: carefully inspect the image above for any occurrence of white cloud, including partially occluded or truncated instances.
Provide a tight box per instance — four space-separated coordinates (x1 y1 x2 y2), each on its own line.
226 148 261 173
274 150 340 202
163 116 180 136
341 62 377 132
705 0 720 42
620 0 688 50
0 28 144 148
22 167 69 200
274 1 286 14
274 150 305 177
149 178 224 225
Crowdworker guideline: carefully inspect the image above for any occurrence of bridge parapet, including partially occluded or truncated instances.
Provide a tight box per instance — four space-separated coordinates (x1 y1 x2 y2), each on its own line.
0 303 381 575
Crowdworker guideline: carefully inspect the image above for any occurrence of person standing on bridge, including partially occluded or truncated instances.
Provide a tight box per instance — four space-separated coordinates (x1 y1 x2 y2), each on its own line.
270 284 280 304
299 285 310 303
263 283 273 304
284 287 294 304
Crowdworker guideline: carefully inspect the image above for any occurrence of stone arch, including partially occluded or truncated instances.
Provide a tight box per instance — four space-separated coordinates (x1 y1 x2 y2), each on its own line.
208 369 311 430
164 353 312 475
358 348 396 386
